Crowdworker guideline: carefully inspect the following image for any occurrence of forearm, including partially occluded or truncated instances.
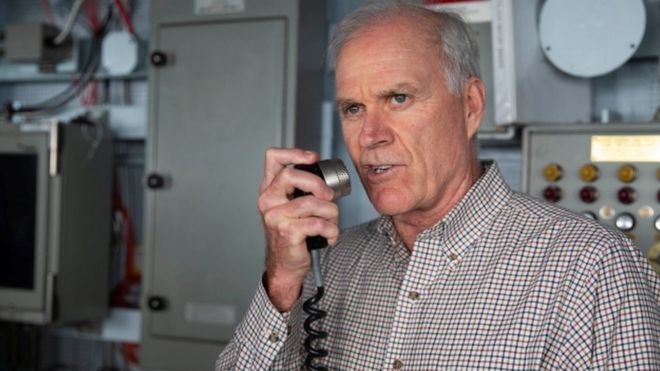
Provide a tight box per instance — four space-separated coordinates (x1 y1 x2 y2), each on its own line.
215 278 304 370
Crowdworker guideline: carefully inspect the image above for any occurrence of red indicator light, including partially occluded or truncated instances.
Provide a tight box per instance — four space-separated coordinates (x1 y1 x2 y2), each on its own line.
543 186 562 203
579 186 599 203
617 186 637 205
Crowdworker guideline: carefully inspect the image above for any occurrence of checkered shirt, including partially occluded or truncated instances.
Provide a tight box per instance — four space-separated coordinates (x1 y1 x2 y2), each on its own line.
216 161 660 370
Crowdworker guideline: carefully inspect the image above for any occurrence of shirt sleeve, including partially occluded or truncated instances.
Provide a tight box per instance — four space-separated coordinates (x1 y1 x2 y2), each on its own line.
215 277 305 370
544 237 660 369
589 240 660 368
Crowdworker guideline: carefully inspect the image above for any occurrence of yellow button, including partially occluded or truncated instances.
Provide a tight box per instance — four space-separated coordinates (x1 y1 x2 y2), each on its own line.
618 164 637 183
393 359 403 369
448 252 458 261
543 163 563 182
599 206 615 220
579 164 600 182
408 291 420 300
639 206 654 219
268 333 279 343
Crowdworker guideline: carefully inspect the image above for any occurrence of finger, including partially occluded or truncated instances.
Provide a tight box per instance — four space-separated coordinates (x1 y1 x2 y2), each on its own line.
258 167 334 213
262 197 338 232
282 196 339 221
261 147 319 192
268 216 340 248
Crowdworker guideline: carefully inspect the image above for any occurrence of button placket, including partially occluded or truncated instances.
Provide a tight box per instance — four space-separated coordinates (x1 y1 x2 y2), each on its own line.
385 235 446 368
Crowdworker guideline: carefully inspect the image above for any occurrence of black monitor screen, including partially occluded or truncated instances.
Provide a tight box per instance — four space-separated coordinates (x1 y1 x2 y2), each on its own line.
0 153 38 290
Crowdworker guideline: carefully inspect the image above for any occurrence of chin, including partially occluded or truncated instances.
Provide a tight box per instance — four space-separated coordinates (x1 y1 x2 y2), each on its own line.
369 189 412 216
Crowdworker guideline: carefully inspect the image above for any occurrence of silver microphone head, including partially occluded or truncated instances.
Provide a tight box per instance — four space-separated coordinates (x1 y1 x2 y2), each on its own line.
317 159 351 200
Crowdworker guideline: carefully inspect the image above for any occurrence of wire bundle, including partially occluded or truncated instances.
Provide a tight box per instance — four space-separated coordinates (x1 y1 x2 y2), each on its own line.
5 6 113 119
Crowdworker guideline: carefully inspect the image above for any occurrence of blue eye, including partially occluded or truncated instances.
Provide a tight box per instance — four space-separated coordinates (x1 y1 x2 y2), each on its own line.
346 105 360 115
392 94 407 104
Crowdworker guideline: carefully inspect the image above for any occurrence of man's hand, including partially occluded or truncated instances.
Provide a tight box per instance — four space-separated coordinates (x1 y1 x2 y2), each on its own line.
257 148 340 312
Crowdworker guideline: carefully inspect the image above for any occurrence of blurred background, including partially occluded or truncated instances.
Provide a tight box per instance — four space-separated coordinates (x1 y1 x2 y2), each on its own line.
0 0 658 370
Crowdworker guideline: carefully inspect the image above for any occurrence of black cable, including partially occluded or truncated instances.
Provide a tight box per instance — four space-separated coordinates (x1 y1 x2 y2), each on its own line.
292 160 351 370
30 5 113 108
303 286 328 371
302 247 329 371
7 5 114 117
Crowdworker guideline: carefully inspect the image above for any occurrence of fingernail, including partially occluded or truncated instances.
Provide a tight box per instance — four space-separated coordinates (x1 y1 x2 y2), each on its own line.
304 150 314 157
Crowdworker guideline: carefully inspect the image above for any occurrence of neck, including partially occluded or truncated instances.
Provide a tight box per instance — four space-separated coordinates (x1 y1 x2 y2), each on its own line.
394 161 481 252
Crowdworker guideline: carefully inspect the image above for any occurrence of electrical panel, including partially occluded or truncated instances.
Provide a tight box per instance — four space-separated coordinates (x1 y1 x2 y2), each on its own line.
0 118 113 324
523 123 660 273
141 1 328 370
491 0 591 125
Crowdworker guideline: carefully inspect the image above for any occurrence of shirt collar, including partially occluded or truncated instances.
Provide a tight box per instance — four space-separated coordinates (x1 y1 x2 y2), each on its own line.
376 161 512 258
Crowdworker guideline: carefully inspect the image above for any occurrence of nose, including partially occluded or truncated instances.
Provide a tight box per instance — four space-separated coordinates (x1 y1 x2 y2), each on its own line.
358 111 393 149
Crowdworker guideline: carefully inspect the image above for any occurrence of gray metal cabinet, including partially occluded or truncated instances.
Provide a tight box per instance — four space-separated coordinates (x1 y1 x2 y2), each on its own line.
142 1 327 369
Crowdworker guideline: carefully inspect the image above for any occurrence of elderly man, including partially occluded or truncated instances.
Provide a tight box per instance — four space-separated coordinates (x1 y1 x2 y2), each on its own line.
217 2 660 369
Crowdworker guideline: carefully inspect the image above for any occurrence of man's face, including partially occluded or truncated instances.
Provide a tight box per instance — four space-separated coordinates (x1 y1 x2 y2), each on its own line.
335 18 483 223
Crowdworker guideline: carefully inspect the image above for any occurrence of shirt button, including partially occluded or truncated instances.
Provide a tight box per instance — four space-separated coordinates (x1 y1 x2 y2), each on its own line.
448 252 458 261
268 333 279 343
393 359 403 369
408 291 420 300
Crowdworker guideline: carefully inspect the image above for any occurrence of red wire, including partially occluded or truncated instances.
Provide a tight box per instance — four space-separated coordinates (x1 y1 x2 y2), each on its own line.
83 0 100 33
79 80 98 106
111 167 140 307
40 0 57 25
113 175 138 281
121 343 140 365
112 0 136 35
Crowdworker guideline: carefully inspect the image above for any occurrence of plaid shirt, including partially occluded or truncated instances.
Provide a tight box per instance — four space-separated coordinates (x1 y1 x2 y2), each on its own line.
216 161 660 370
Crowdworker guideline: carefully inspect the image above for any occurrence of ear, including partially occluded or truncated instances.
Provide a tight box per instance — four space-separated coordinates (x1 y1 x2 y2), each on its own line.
462 77 486 139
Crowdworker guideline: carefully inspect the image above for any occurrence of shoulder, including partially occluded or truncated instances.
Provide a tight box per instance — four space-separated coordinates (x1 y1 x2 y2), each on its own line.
503 191 655 285
504 190 629 248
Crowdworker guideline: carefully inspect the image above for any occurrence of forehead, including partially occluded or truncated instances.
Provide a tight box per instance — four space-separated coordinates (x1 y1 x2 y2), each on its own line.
338 15 438 62
334 19 444 92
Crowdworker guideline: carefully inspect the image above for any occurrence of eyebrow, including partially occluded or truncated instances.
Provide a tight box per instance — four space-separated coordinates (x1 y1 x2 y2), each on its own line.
335 82 419 111
374 82 419 99
334 99 355 113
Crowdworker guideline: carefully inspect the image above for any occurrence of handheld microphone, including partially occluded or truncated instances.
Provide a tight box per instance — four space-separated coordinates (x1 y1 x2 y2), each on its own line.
293 159 351 251
293 158 351 371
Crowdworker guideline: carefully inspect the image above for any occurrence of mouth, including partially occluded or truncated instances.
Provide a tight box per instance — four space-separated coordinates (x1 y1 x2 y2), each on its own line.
365 164 396 176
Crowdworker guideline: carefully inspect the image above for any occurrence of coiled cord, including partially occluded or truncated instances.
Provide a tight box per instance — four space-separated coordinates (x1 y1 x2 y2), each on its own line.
303 286 328 371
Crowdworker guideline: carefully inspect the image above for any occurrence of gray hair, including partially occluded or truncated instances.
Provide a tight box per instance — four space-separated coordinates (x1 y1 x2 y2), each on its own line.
329 1 480 96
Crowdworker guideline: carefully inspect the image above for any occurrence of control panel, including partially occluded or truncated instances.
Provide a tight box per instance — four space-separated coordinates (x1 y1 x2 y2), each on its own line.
523 124 660 274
